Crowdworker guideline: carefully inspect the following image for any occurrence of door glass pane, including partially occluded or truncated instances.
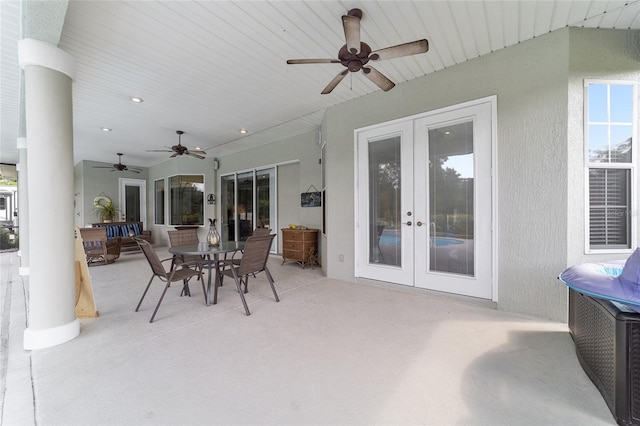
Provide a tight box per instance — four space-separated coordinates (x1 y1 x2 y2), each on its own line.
154 179 165 224
237 172 254 241
256 169 273 232
429 121 474 276
221 175 235 241
124 185 140 222
369 136 401 266
169 175 204 225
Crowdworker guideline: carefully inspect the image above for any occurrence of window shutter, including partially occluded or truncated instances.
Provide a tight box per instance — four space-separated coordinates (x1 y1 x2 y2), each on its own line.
589 168 630 248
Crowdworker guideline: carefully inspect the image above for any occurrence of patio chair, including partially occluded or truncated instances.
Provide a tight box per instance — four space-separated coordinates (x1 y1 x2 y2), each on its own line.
253 228 272 236
134 238 204 323
221 228 273 282
79 227 121 266
167 229 202 292
217 233 278 316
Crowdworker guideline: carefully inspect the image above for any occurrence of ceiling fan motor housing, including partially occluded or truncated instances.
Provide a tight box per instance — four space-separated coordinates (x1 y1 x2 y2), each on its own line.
339 42 372 72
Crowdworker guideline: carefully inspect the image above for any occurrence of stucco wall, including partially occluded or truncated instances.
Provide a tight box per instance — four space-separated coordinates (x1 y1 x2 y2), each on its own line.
76 159 149 227
567 28 640 267
324 28 571 321
146 155 215 246
215 130 322 253
137 130 322 250
73 27 639 322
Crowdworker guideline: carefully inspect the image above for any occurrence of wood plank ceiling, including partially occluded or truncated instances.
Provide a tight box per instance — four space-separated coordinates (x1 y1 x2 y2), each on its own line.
2 1 640 167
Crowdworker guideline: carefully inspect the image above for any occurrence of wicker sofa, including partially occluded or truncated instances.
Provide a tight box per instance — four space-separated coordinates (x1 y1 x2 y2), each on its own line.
91 221 151 252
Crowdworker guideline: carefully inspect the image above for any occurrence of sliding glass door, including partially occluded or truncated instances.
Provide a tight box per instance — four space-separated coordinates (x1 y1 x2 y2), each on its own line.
221 167 277 251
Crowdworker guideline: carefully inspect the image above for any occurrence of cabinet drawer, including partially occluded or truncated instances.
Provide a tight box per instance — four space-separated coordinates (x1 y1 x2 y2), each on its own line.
303 234 317 243
283 241 303 251
284 231 305 242
283 249 302 259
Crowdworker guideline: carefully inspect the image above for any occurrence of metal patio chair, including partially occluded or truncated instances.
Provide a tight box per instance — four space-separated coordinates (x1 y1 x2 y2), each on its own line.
135 238 204 323
216 233 278 316
167 229 203 290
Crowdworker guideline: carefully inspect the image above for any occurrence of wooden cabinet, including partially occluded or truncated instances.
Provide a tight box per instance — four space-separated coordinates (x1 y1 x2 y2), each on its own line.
281 228 319 269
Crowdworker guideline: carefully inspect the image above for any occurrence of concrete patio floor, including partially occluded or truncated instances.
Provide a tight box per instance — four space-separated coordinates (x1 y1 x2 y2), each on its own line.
0 248 615 425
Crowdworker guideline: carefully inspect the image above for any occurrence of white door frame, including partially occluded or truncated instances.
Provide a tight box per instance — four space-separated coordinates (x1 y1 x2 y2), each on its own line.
355 121 415 285
119 178 147 226
414 102 493 299
354 96 498 301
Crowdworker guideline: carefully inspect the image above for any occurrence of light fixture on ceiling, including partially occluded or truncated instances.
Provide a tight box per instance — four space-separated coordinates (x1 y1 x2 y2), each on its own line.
239 129 248 134
101 127 112 132
130 97 144 103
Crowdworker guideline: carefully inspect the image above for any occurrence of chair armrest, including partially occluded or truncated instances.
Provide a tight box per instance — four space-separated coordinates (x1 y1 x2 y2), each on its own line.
105 236 121 248
217 259 235 267
179 260 202 268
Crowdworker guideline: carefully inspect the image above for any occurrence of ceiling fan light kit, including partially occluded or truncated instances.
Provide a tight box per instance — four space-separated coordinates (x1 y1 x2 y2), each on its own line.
287 8 429 94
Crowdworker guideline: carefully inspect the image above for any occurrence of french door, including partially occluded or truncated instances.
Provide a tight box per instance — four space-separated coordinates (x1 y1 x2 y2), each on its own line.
119 178 146 225
356 99 494 299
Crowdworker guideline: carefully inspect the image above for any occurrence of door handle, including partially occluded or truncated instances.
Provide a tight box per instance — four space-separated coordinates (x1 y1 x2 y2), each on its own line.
402 221 412 226
416 221 423 226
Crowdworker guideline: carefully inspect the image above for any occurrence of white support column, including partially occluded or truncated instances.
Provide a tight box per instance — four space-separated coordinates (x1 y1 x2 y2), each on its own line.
17 137 29 276
19 38 79 350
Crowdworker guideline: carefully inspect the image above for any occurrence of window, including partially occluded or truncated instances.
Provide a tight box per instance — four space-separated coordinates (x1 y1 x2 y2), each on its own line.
586 81 636 251
169 175 204 226
154 178 165 225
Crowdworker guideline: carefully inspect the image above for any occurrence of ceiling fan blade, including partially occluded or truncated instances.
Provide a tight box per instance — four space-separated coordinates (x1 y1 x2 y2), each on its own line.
370 39 429 61
362 67 395 91
287 59 341 65
342 14 360 54
186 151 206 159
147 149 173 153
170 152 178 158
321 70 349 94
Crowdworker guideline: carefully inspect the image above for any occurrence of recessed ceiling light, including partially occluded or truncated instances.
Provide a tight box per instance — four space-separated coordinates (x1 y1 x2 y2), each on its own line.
444 130 452 135
239 129 248 134
130 97 144 103
101 127 112 132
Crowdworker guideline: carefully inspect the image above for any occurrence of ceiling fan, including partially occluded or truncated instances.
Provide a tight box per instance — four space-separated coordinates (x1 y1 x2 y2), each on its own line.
147 130 206 159
93 153 141 173
287 8 429 94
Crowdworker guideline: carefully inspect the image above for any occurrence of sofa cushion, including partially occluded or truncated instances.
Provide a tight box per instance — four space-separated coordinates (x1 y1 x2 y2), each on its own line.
619 247 640 288
95 221 144 239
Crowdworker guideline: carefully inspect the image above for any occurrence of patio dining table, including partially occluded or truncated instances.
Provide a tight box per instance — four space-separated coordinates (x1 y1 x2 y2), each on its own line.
168 241 244 306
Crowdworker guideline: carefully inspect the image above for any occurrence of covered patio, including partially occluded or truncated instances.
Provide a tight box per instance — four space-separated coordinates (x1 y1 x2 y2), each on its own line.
1 250 614 425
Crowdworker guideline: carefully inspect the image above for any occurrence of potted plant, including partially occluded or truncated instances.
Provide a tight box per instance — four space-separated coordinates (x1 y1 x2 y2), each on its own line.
93 196 120 222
